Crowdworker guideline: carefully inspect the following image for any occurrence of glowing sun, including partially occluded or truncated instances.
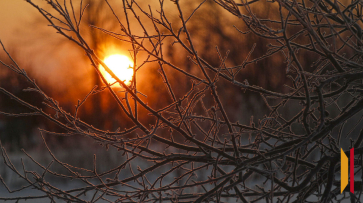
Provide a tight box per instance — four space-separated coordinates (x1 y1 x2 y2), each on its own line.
99 54 134 86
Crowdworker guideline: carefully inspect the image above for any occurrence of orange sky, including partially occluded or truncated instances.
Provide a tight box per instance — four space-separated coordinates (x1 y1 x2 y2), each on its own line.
0 1 92 101
0 1 38 44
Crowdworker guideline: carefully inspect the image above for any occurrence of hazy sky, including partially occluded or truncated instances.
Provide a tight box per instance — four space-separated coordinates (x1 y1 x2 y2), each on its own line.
0 0 199 97
0 1 38 44
0 0 91 98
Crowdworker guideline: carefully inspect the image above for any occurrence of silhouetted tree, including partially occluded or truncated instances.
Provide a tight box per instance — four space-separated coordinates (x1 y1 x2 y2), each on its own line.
1 0 363 202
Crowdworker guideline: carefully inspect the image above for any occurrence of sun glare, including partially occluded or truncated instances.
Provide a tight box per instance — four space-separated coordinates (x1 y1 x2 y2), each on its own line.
99 54 134 86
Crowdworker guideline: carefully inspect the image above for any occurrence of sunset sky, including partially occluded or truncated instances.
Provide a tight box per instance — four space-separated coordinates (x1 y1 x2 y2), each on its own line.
0 1 93 97
0 1 36 44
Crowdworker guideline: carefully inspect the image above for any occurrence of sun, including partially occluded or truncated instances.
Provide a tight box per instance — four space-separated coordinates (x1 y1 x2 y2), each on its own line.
99 54 134 86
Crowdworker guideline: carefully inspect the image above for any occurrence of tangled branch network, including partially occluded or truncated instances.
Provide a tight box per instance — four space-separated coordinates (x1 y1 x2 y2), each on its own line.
1 0 363 202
